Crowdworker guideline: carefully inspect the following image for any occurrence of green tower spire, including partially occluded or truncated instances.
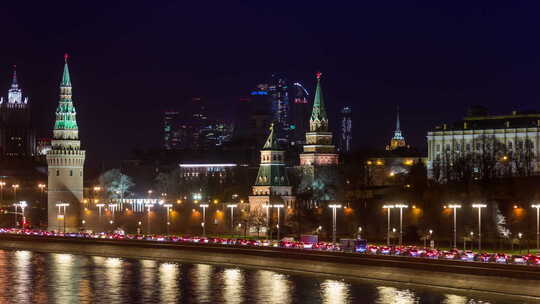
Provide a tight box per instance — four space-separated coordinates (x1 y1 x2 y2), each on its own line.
309 72 328 132
262 123 280 150
254 123 289 186
53 54 79 141
61 53 71 87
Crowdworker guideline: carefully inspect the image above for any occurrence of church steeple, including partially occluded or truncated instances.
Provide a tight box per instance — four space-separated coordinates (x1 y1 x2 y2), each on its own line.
387 106 406 150
309 72 328 132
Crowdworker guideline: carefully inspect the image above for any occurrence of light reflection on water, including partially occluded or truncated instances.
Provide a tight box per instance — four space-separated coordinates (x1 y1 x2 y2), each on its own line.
0 249 526 303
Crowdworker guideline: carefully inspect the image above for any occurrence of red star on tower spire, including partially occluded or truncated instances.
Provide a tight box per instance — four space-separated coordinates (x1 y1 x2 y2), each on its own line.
316 71 322 80
64 53 69 63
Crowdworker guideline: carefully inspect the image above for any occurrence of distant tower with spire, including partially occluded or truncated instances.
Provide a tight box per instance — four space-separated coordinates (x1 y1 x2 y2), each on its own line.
0 65 35 157
386 106 407 150
47 54 86 232
298 72 339 204
299 72 339 166
249 123 295 233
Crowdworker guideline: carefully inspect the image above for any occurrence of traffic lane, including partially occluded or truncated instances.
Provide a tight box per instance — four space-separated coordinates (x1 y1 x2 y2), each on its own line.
1 234 539 280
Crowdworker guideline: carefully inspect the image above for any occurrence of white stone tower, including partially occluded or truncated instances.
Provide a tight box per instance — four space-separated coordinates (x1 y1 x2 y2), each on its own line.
47 54 86 232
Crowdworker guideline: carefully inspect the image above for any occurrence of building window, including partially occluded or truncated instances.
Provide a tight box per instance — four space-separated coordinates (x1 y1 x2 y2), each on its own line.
70 170 73 176
508 141 513 150
456 144 461 151
436 144 441 152
466 144 471 152
56 170 60 176
445 144 450 151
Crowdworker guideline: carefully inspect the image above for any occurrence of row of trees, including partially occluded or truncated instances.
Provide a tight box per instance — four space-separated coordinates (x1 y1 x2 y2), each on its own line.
432 136 536 183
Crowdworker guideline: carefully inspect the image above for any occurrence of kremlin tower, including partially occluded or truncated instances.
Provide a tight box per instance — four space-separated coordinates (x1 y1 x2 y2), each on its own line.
47 55 86 232
298 72 339 203
249 123 295 232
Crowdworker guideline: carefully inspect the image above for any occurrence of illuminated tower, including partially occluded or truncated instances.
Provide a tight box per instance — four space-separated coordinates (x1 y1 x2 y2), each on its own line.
338 106 352 153
300 72 339 166
298 72 339 203
249 123 295 228
386 106 406 150
47 54 85 232
0 66 35 157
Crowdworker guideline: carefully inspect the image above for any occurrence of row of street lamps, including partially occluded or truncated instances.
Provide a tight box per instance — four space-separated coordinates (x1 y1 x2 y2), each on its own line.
382 203 540 250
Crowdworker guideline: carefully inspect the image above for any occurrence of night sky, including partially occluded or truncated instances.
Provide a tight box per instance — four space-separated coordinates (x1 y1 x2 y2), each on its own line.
1 1 540 168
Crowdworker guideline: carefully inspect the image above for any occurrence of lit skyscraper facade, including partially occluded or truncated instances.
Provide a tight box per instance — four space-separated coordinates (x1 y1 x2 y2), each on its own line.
268 74 290 132
290 82 310 147
0 66 36 157
339 106 352 153
163 97 232 151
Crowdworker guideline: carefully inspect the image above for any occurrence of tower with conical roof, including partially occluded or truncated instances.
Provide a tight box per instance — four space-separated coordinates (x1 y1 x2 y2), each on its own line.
249 123 295 233
387 106 406 150
47 54 86 232
298 72 339 204
299 72 338 166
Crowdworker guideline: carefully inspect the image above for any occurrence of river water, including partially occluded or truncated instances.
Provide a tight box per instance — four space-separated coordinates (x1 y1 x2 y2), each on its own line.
0 249 533 303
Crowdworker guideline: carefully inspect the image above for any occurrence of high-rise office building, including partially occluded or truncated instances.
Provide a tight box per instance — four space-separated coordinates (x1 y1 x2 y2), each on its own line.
290 82 310 147
163 97 232 151
268 74 290 132
339 106 352 153
0 66 36 158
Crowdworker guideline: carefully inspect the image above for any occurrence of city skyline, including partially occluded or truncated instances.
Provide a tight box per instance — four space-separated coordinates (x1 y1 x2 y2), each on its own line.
2 1 540 169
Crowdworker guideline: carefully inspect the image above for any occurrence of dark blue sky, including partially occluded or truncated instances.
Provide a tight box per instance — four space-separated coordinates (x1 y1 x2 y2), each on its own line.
1 1 540 166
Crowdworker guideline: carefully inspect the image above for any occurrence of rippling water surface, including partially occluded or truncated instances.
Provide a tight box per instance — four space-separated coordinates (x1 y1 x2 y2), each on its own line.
0 249 533 303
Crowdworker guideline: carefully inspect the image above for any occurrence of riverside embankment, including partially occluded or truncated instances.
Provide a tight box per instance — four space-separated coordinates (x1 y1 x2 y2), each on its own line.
0 234 538 298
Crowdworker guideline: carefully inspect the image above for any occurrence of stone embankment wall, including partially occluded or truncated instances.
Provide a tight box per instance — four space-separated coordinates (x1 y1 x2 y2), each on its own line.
0 235 539 299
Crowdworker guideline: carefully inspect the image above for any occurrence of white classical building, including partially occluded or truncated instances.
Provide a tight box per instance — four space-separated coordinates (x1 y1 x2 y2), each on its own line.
427 109 540 179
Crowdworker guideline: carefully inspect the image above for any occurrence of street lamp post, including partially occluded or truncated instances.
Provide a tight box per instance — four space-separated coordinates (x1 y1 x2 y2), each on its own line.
472 204 487 250
383 205 395 246
19 201 27 227
0 181 5 203
263 204 271 239
273 204 284 241
164 203 172 235
12 184 19 201
38 184 46 219
145 203 154 234
395 204 408 246
96 203 105 230
328 204 342 245
108 203 117 226
200 204 209 236
12 203 18 227
532 204 540 250
448 204 462 249
227 204 237 236
55 203 69 233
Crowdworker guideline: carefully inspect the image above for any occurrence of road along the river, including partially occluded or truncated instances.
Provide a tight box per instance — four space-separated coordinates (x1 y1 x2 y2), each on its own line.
0 234 538 298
